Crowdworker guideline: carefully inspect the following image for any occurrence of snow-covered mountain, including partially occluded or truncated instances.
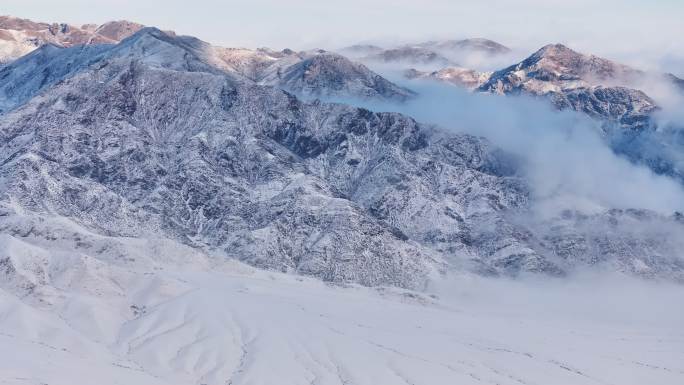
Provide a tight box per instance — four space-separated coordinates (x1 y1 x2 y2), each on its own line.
478 44 658 128
405 67 493 90
263 51 416 101
416 38 511 56
0 34 414 114
483 43 642 88
0 28 512 288
338 43 384 57
475 44 684 182
1 15 683 385
404 43 671 130
1 26 683 288
0 15 144 63
0 15 412 102
362 46 456 67
343 38 512 70
396 43 684 182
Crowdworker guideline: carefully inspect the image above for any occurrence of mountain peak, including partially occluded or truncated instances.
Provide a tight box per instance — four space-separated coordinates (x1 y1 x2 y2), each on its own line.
93 20 145 41
529 43 587 64
276 51 416 101
438 38 511 53
511 43 642 84
118 26 167 42
537 43 575 53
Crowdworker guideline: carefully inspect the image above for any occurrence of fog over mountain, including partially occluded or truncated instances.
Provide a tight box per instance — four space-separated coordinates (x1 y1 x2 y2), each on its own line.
1 6 683 385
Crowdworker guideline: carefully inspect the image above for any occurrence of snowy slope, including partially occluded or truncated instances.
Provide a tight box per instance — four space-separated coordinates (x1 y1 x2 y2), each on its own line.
1 215 683 385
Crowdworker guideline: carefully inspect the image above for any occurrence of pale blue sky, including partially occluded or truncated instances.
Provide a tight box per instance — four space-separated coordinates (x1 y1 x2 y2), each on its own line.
4 0 683 74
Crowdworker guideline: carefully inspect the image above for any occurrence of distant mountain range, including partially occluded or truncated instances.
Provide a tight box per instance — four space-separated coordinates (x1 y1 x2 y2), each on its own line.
399 43 684 182
341 38 511 67
0 15 145 62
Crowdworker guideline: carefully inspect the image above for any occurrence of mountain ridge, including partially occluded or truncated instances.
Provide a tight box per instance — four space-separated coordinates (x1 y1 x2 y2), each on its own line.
1 26 683 288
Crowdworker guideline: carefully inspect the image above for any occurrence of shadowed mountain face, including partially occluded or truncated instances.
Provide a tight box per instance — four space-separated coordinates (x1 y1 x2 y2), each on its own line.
1 27 684 289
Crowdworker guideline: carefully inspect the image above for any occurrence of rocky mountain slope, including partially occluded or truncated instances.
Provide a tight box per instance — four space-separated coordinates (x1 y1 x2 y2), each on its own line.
0 28 519 288
397 43 683 181
478 44 658 129
476 44 684 182
0 34 414 116
0 15 411 102
1 27 683 289
270 52 416 101
406 43 673 131
0 15 144 63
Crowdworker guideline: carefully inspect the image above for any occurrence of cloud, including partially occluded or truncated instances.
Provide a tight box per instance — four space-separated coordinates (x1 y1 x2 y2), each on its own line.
326 77 684 217
428 270 684 327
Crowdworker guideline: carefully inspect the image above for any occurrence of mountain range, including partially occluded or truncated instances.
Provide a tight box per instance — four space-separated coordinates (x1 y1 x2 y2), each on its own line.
0 15 145 63
0 18 682 290
393 43 684 182
341 38 511 69
1 15 683 385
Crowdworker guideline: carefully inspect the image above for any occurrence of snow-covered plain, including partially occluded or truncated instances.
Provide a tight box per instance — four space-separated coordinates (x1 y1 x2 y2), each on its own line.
1 222 682 385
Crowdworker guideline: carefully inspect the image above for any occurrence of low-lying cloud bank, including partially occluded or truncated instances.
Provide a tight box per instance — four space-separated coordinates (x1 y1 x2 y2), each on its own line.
327 78 684 217
429 270 684 328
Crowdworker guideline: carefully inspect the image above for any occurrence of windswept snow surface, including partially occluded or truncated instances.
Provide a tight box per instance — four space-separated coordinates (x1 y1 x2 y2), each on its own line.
0 232 682 385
